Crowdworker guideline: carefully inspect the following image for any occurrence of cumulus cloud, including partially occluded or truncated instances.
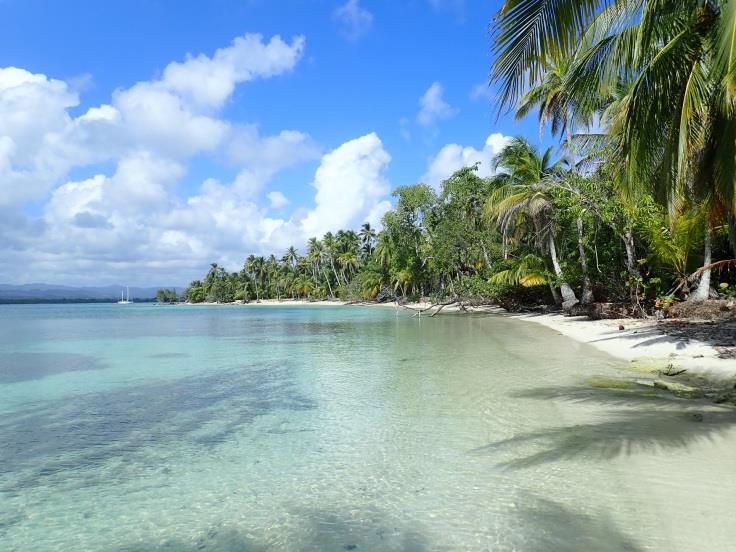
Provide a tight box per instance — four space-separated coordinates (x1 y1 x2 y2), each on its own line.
0 34 305 208
0 34 319 285
332 0 374 41
301 132 391 238
417 81 458 126
267 191 289 209
422 133 511 189
0 34 400 287
161 34 305 109
0 129 392 286
227 125 320 173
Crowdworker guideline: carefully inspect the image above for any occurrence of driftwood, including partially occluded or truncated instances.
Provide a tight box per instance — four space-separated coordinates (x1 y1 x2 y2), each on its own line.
403 300 473 317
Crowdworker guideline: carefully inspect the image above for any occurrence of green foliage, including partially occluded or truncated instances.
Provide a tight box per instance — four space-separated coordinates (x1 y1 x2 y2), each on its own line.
156 288 178 304
185 281 206 303
719 282 736 299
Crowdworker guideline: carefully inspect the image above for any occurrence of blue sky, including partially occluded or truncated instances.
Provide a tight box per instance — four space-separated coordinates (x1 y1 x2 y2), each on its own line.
0 0 544 285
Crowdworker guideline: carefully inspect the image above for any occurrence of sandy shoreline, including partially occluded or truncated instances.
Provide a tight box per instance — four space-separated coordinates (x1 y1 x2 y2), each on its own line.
507 312 736 381
183 298 736 383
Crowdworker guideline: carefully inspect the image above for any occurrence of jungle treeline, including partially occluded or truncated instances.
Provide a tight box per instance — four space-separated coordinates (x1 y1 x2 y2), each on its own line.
186 0 736 311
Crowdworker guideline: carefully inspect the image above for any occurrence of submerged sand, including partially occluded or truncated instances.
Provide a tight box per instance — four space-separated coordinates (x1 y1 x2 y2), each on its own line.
186 298 736 383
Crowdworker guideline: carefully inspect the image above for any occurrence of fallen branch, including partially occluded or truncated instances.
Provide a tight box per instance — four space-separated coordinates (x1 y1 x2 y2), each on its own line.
429 301 460 317
403 300 458 316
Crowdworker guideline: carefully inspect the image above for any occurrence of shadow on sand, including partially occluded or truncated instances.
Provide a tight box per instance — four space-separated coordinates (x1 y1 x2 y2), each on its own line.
116 497 642 552
472 382 736 470
117 507 436 552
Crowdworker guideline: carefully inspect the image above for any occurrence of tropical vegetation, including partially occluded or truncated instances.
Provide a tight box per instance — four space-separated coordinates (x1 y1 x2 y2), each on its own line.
185 0 736 313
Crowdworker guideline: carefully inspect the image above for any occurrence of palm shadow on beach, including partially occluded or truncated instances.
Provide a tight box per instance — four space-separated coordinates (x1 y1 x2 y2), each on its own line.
115 498 641 552
472 383 736 470
116 506 436 552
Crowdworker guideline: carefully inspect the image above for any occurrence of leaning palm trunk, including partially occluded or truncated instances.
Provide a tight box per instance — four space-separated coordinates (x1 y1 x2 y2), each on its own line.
548 234 579 308
690 224 713 302
576 217 594 305
330 260 342 287
548 282 562 305
323 269 335 299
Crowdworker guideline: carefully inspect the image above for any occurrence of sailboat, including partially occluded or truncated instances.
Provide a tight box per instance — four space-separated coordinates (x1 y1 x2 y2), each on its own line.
117 286 133 304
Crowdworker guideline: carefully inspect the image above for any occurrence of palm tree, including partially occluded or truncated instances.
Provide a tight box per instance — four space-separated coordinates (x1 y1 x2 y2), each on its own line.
306 238 323 280
516 55 596 303
322 232 343 286
490 253 553 289
487 137 579 308
392 268 413 298
491 0 736 298
245 255 265 301
374 233 393 271
337 251 358 282
283 246 299 268
359 222 377 256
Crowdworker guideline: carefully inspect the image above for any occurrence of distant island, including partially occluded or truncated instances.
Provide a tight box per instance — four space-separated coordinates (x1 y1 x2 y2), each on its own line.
0 284 182 304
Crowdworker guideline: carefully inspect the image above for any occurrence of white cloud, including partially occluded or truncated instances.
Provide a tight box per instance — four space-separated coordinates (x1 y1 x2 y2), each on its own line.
0 129 393 285
0 34 306 207
333 0 374 41
0 34 401 287
0 67 79 206
267 191 289 209
422 133 511 189
417 81 458 126
161 34 305 109
227 125 320 171
301 132 391 237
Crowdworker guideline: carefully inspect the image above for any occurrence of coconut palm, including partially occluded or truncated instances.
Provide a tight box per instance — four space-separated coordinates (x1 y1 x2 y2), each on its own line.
486 137 579 307
516 55 597 303
306 238 323 279
392 268 413 297
491 0 736 299
337 251 358 282
359 222 377 256
490 253 553 290
374 233 394 271
322 232 343 285
283 246 299 268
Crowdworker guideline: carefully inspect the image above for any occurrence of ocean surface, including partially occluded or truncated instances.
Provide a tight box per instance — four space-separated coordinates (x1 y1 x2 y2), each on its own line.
1 303 735 551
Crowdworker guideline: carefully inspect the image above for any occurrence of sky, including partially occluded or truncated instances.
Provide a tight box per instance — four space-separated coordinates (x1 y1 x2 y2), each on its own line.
0 0 543 286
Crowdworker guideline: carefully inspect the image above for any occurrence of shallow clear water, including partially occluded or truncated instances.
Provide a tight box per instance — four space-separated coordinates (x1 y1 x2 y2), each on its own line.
1 304 735 551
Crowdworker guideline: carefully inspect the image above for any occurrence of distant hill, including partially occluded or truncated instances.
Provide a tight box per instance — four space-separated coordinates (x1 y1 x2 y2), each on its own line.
0 284 182 303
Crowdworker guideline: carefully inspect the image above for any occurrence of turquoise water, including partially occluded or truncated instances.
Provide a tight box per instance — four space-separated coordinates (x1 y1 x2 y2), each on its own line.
1 304 735 551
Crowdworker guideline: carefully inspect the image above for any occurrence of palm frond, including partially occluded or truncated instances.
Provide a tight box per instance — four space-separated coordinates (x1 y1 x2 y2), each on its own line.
491 0 612 109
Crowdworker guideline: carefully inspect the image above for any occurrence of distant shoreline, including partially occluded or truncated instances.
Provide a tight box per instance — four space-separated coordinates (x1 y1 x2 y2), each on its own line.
0 298 158 305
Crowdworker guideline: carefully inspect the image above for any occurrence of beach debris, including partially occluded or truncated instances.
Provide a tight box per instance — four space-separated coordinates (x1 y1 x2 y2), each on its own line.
653 379 704 399
662 363 687 377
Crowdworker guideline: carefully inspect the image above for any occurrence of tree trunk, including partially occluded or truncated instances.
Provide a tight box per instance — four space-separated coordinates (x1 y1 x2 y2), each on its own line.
480 239 491 268
576 216 594 305
549 234 579 309
690 223 712 302
330 259 342 286
324 270 334 299
622 228 639 278
549 283 562 305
